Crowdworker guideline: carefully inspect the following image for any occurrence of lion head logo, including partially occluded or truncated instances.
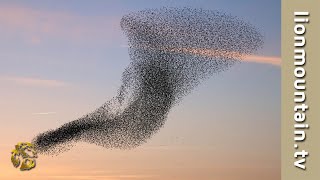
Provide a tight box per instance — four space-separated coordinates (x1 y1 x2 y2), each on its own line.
11 142 38 171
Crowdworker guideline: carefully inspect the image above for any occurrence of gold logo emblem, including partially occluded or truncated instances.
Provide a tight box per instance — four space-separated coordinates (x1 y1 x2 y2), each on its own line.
11 142 38 171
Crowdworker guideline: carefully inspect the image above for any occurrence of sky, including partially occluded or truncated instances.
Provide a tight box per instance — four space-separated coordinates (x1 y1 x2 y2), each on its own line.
0 0 280 179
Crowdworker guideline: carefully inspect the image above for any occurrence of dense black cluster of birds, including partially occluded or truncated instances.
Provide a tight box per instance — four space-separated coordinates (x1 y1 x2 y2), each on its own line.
32 7 263 155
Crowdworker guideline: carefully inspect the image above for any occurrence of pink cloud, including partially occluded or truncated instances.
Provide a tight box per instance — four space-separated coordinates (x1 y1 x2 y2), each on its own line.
174 47 281 66
242 55 281 66
0 5 121 44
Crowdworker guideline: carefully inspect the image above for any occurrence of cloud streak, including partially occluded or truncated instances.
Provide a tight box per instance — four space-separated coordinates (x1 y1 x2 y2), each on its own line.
242 55 281 66
171 48 281 66
32 112 57 115
0 76 68 87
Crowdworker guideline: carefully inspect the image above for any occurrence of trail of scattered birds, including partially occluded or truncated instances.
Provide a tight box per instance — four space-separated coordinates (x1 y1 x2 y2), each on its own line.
32 7 263 155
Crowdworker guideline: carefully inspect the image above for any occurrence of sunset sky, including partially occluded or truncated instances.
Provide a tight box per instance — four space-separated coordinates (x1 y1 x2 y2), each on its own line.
0 0 280 179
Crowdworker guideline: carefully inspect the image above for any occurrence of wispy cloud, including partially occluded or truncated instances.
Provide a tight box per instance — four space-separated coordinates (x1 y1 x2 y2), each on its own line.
0 4 121 44
0 76 68 87
242 55 281 66
171 47 281 66
32 112 57 115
